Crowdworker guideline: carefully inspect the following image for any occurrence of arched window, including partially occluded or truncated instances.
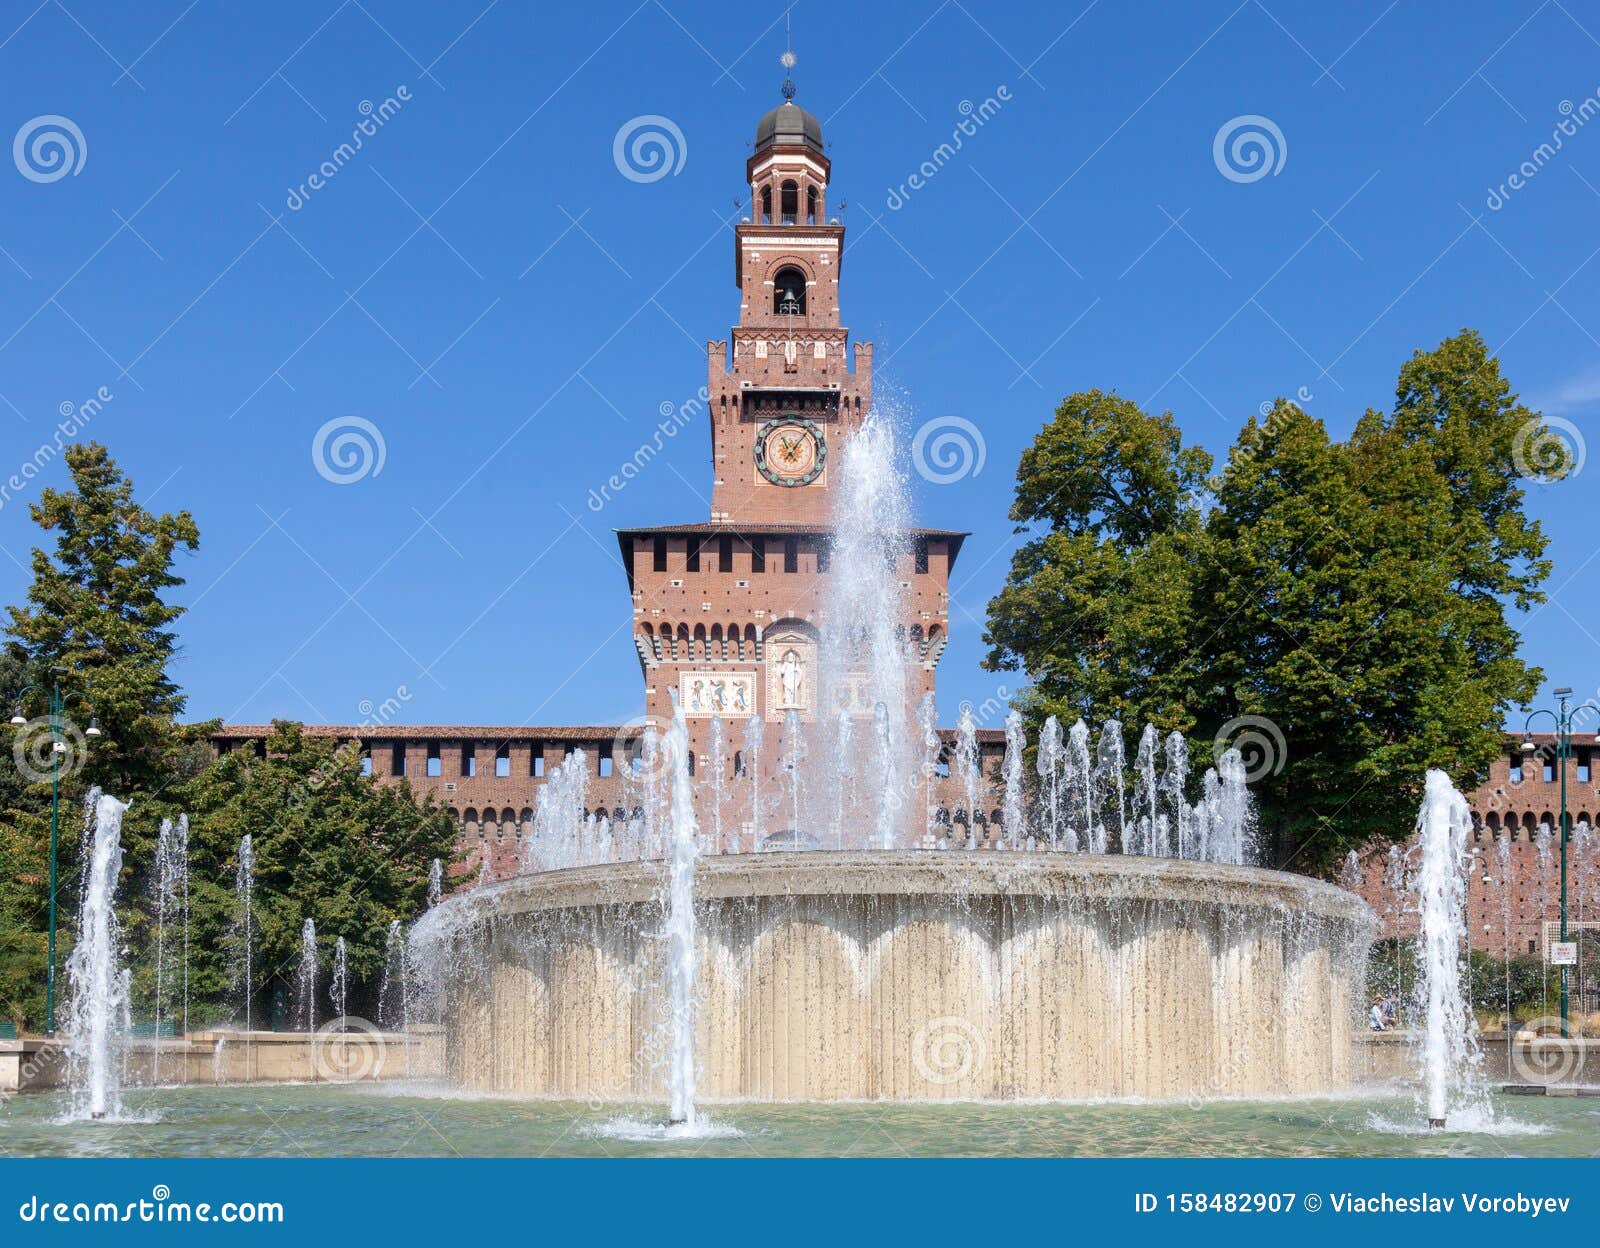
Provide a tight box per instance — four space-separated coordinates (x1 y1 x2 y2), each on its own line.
760 186 772 224
733 749 744 777
806 185 818 225
687 751 696 777
780 180 798 225
773 266 806 315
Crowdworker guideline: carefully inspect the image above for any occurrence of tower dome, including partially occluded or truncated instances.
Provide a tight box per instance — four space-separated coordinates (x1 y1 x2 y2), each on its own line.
754 84 823 155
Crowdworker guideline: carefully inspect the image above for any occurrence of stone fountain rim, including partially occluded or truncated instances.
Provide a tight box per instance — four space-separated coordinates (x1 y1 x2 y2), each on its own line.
418 850 1372 931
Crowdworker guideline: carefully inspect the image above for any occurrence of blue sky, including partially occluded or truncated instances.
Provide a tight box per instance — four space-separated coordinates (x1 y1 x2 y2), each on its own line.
1 0 1597 732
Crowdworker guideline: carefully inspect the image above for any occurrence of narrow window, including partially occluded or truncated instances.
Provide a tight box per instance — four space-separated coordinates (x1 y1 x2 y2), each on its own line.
466 752 477 778
686 538 700 572
533 753 545 778
359 753 372 777
719 536 733 572
495 746 510 778
733 750 744 777
1580 759 1592 782
914 539 929 574
1543 763 1555 783
750 538 765 574
784 537 799 573
653 537 668 572
391 744 405 777
817 542 829 573
687 751 696 777
600 753 614 778
426 743 441 778
1509 764 1523 784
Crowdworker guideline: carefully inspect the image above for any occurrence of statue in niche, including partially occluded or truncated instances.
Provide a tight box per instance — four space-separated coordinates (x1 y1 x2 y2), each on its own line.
778 648 804 708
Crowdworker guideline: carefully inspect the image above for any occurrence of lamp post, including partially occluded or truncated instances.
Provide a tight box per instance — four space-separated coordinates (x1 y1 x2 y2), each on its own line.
9 667 100 1036
1522 686 1574 1036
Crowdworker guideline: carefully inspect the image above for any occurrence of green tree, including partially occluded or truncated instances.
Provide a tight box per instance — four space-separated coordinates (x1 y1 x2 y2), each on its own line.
5 442 205 798
984 333 1550 871
160 722 459 1024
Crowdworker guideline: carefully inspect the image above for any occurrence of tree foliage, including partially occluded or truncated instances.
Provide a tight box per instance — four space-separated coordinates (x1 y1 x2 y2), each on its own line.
0 444 455 1030
984 332 1551 871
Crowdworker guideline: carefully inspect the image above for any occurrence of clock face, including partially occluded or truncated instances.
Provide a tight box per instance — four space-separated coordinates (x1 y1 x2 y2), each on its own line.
755 416 826 487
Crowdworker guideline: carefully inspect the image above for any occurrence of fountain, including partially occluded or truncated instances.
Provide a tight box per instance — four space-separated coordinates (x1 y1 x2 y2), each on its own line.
663 694 699 1127
427 858 443 908
330 937 349 1031
1410 769 1489 1130
65 789 131 1120
408 411 1373 1104
150 813 188 1082
232 834 255 1034
296 919 317 1037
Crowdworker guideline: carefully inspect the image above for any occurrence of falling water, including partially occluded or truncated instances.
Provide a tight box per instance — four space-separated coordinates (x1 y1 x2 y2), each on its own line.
663 693 699 1127
780 710 807 841
955 707 980 849
1536 824 1555 1020
916 693 939 845
1163 733 1191 860
1068 719 1094 853
1496 833 1512 1029
1037 716 1063 848
1002 711 1025 849
330 937 348 1033
379 920 409 1031
427 858 443 908
704 715 728 853
233 835 255 1033
296 919 317 1037
150 813 188 1082
1410 769 1489 1130
741 715 765 852
65 790 131 1120
824 413 912 844
1093 722 1125 854
1131 725 1159 856
832 709 858 850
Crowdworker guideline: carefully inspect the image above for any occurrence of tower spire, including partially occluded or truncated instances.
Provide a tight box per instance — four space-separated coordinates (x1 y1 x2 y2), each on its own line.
780 7 797 101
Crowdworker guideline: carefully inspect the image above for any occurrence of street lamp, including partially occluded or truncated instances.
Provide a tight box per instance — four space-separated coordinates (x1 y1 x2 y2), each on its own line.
7 667 99 1036
1522 686 1575 1036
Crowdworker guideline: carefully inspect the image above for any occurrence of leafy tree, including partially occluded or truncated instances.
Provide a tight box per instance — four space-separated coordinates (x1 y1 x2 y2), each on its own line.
153 722 460 1025
5 441 205 798
984 333 1550 871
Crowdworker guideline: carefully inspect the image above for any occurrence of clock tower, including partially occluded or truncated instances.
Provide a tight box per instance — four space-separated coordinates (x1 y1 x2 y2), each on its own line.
707 77 871 526
616 79 963 829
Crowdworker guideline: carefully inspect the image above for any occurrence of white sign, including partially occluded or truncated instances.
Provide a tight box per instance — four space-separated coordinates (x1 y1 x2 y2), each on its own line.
1550 941 1578 966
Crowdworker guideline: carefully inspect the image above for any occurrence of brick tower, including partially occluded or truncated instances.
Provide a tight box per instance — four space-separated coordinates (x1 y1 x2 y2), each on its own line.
616 83 965 828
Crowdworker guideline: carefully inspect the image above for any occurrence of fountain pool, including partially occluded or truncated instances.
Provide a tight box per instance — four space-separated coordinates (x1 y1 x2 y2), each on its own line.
0 1083 1582 1158
411 850 1371 1103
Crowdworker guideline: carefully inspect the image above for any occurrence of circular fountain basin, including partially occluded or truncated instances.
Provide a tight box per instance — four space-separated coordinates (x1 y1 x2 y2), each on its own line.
415 850 1372 1102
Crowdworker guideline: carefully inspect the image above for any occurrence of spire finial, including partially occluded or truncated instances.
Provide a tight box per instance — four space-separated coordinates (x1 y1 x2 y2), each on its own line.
780 6 797 101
